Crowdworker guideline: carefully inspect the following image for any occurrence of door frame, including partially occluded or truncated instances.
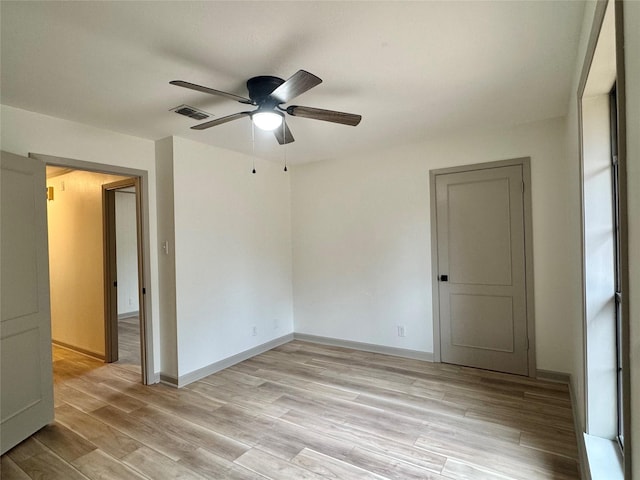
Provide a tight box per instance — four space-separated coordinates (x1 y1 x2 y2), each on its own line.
29 153 156 385
103 178 145 372
429 157 536 377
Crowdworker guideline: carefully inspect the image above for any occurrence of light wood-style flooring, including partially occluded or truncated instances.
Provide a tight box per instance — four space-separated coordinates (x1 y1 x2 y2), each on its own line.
115 314 141 368
1 341 580 479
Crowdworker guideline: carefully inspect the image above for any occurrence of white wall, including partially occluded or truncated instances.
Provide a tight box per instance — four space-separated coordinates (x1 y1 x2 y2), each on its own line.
0 105 161 373
155 137 179 378
115 191 139 316
623 1 640 477
171 137 294 376
291 116 579 374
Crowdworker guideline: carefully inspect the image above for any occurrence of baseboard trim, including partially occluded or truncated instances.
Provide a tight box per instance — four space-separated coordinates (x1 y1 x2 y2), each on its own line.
293 333 434 362
159 374 178 387
52 340 105 361
536 369 571 384
118 311 139 320
166 333 295 388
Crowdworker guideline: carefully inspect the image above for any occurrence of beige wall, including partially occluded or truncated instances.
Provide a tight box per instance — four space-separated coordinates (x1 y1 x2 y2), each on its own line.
47 169 128 356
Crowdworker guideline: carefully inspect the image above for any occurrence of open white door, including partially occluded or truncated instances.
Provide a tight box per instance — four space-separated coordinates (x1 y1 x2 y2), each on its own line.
1 151 54 454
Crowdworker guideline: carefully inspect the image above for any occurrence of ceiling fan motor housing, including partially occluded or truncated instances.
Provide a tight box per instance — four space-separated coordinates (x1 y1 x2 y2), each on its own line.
246 76 285 106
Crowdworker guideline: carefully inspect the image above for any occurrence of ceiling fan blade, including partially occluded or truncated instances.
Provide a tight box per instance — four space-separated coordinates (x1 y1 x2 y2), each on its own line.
269 70 322 104
170 80 253 105
286 105 362 126
273 121 295 145
191 112 251 130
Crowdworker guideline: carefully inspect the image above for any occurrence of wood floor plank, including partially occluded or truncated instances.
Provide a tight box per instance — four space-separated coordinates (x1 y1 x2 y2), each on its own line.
65 376 146 413
415 431 579 480
123 446 208 480
0 454 31 480
5 437 48 463
54 403 143 459
95 376 225 415
441 458 518 479
281 408 448 473
72 449 147 480
200 368 266 388
177 447 246 479
83 361 142 384
33 422 97 462
54 383 109 413
344 446 447 480
520 430 580 459
134 405 251 461
91 404 199 461
14 448 89 480
291 447 386 479
353 393 521 443
443 388 574 420
186 380 289 418
524 390 572 408
464 404 575 434
235 447 327 479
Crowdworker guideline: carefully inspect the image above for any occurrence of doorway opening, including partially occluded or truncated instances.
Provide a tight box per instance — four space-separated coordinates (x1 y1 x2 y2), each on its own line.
103 178 145 376
44 165 148 383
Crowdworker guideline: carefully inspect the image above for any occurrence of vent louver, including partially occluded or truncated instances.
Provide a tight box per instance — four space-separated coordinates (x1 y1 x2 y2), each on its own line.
171 104 210 121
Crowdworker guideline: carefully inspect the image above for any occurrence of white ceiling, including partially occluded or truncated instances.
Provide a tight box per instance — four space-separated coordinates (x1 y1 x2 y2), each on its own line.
1 1 585 164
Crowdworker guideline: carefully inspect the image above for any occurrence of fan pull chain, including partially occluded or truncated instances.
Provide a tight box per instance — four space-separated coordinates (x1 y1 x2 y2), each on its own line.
251 121 256 174
283 122 288 172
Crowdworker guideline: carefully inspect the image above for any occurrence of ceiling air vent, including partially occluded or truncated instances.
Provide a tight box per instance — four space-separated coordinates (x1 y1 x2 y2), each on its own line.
170 104 211 121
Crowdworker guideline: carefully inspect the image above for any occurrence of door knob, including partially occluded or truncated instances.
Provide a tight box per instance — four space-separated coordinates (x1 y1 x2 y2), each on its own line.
439 275 448 282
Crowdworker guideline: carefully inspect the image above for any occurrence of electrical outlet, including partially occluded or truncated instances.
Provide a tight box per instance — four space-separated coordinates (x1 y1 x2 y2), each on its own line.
252 325 257 336
397 325 406 337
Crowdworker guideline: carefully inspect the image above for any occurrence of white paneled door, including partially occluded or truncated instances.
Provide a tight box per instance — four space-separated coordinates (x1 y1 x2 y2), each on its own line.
435 164 529 375
1 151 54 454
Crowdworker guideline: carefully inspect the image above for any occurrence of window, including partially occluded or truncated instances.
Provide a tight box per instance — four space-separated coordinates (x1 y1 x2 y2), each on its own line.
609 85 624 450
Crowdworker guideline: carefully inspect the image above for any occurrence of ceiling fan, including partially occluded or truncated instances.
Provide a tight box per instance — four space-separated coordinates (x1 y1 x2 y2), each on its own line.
170 70 362 145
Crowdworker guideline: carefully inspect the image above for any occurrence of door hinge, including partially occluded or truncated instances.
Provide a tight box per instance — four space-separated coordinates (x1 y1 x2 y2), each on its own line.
142 287 146 295
526 337 530 350
522 181 525 193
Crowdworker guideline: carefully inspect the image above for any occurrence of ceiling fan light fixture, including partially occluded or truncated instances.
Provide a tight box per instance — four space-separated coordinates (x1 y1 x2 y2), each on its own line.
252 110 283 131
